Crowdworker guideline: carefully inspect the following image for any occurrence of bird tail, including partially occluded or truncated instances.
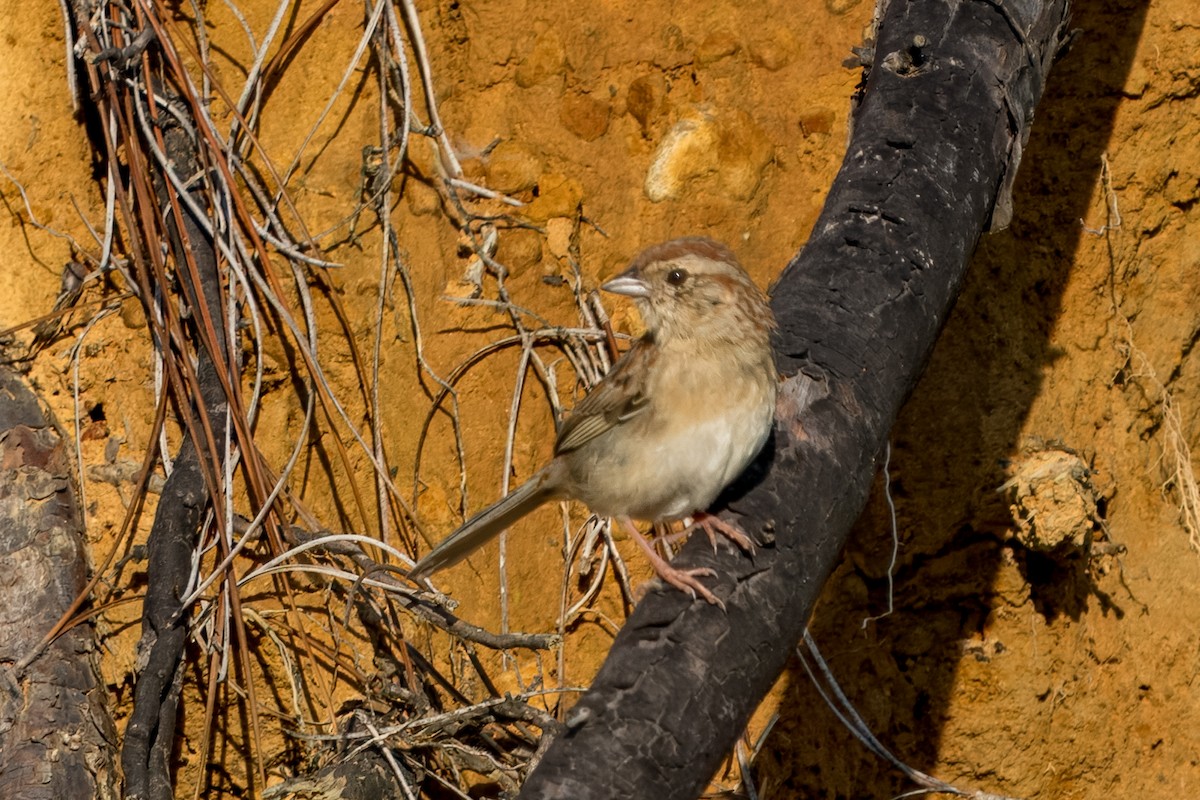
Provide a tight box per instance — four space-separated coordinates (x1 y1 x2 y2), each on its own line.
410 467 560 579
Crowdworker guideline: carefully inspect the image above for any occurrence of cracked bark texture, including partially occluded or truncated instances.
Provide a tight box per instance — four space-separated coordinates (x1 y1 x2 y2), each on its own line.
0 366 118 800
519 0 1074 797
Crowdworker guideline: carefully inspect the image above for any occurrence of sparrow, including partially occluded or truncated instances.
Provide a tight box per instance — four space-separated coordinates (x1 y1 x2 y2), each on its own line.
410 236 777 605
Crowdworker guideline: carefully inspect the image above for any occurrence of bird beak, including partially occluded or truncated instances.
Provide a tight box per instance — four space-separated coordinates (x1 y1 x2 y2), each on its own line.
602 269 651 298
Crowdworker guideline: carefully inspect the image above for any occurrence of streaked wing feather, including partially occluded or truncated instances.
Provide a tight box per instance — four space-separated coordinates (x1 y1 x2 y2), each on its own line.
554 339 654 453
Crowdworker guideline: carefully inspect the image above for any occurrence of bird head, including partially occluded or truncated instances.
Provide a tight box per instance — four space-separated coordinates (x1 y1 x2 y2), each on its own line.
603 237 773 349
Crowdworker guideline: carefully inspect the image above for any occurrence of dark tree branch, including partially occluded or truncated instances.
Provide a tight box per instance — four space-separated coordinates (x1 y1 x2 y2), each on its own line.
62 21 237 797
0 365 119 800
518 0 1073 797
117 115 230 799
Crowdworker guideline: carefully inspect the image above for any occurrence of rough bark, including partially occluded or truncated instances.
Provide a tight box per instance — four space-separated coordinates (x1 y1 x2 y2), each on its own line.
117 122 231 800
0 365 119 800
519 0 1074 797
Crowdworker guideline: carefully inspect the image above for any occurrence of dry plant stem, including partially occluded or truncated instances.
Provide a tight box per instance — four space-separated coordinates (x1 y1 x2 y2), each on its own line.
119 131 240 800
227 0 291 150
372 249 394 542
362 721 420 800
345 581 451 709
598 520 637 609
381 0 414 164
337 694 568 745
799 632 1022 800
0 162 95 264
734 740 759 800
57 0 79 108
449 294 559 330
411 767 475 800
369 40 401 548
99 161 119 275
178 391 317 610
863 441 900 626
231 267 268 425
243 219 432 538
243 531 556 650
0 295 126 346
396 0 462 177
556 514 582 698
68 307 119 525
562 520 614 623
350 26 427 544
143 5 328 252
260 0 341 93
499 342 536 640
280 253 377 531
193 618 226 800
412 328 608 521
1081 153 1122 235
68 7 288 791
391 233 469 544
242 608 306 728
1089 163 1199 556
1159 380 1200 552
129 16 308 546
234 244 427 539
1125 329 1200 553
279 0 388 187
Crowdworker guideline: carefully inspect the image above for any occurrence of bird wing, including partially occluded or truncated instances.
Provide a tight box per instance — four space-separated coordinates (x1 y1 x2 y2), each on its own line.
554 337 654 454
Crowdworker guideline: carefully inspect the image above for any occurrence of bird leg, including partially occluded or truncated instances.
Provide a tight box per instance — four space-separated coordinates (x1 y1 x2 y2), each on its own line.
620 518 724 609
684 511 756 554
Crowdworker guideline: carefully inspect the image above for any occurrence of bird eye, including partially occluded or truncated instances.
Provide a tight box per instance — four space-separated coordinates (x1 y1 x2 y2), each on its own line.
666 268 688 286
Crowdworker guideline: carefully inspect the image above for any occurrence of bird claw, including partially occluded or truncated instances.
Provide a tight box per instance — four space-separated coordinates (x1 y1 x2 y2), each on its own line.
621 518 725 608
654 564 724 609
686 512 756 555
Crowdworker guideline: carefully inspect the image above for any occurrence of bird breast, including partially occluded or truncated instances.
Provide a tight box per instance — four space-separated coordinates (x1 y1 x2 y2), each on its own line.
567 348 775 523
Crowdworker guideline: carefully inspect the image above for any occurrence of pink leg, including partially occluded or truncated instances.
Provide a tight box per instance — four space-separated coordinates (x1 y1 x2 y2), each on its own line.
620 518 724 609
686 511 756 554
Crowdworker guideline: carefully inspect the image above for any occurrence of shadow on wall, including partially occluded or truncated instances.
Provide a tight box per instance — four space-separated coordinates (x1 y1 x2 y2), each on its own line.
757 0 1150 796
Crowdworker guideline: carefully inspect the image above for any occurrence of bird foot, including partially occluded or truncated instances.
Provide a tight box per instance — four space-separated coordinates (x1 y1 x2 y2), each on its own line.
621 518 724 609
686 512 756 555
